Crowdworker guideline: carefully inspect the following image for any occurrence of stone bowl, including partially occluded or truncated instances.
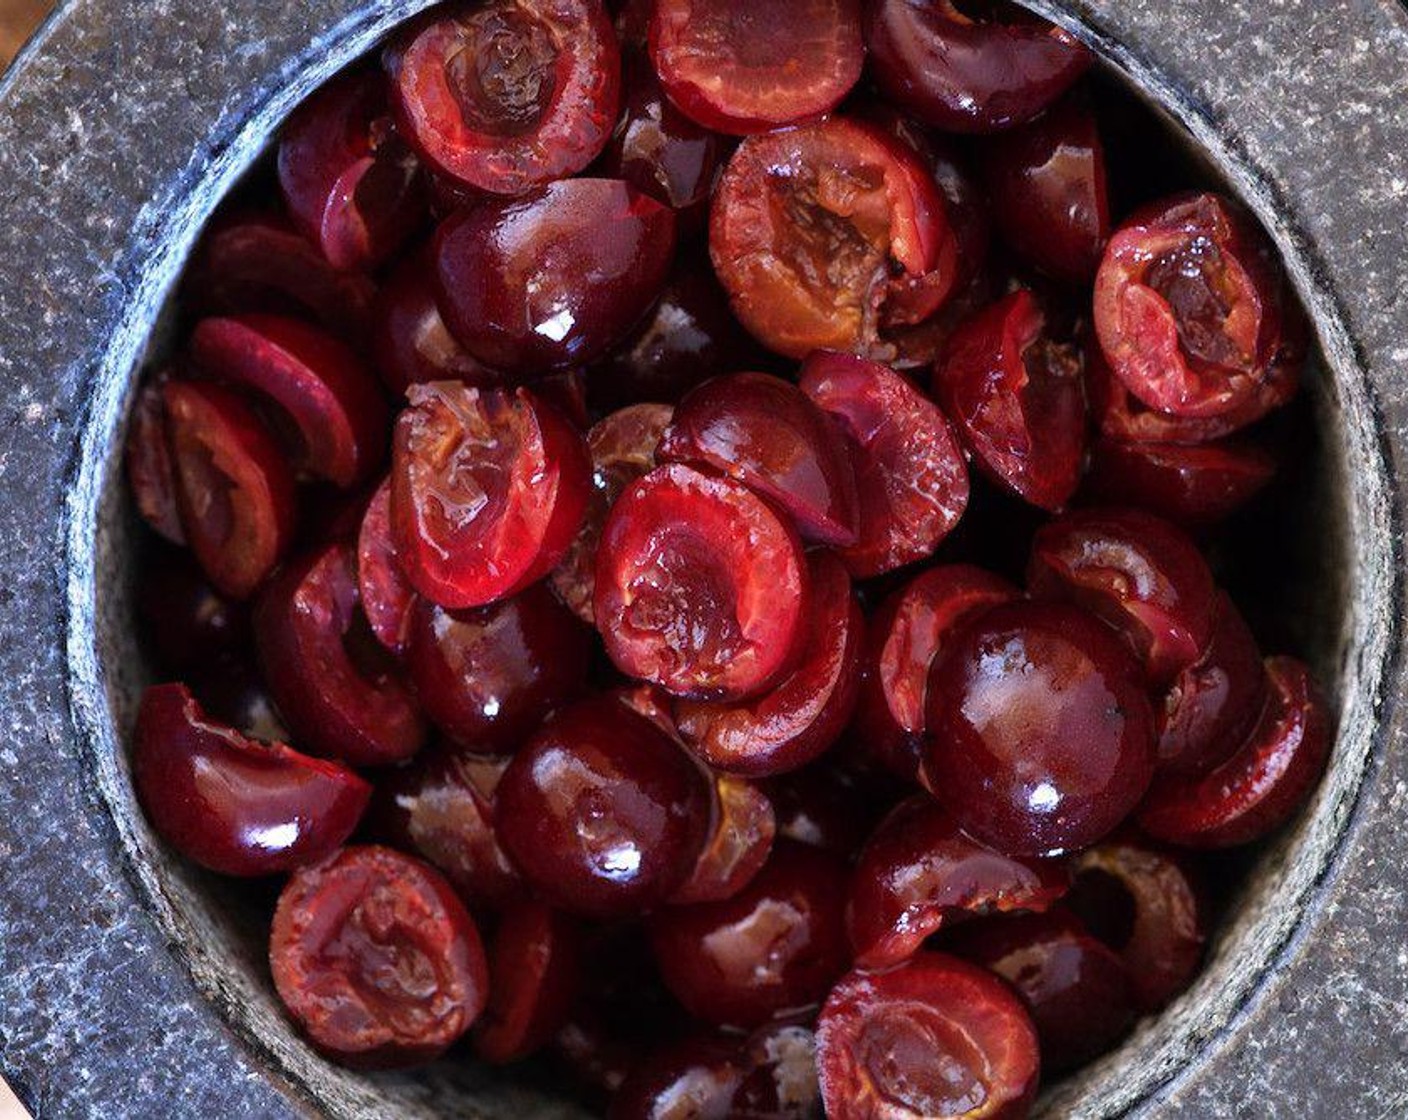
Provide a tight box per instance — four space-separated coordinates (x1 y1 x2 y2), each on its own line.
2 1 1407 1116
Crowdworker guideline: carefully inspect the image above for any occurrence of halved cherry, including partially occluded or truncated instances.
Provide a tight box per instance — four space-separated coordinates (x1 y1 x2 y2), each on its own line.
385 0 620 195
190 313 389 487
675 552 862 776
710 118 951 361
254 541 427 766
405 584 593 754
1138 656 1331 848
535 369 592 430
1083 436 1278 528
864 0 1091 133
594 463 809 700
848 796 1070 970
435 178 677 374
391 382 590 609
854 564 1017 782
126 376 185 544
659 373 860 547
733 1022 823 1119
133 683 370 877
162 380 296 600
136 546 251 673
278 67 427 271
475 901 583 1063
356 480 416 654
1094 192 1304 419
551 402 673 623
649 0 863 135
671 774 777 905
1028 507 1217 685
610 1036 745 1120
763 764 895 858
817 952 1040 1120
800 352 969 578
935 289 1088 512
271 845 488 1067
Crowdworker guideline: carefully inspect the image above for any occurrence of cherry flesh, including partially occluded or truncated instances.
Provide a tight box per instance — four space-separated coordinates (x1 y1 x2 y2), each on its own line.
126 378 185 545
733 1022 824 1120
1083 436 1278 529
609 1035 745 1120
357 480 417 655
475 900 583 1063
672 774 777 905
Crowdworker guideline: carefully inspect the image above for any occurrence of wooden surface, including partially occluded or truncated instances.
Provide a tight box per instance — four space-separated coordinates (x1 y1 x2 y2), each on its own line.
0 0 47 68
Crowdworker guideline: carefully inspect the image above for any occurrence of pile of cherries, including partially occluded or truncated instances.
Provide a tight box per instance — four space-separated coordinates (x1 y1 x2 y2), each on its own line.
124 0 1332 1116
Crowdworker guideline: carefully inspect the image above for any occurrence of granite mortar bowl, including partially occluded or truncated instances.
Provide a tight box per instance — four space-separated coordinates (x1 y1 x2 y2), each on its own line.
2 1 1408 1117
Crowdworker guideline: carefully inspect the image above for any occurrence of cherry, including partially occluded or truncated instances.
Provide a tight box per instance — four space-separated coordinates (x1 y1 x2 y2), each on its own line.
435 178 676 375
923 600 1156 857
1083 436 1278 529
254 541 427 766
385 0 620 195
849 796 1070 970
764 765 897 858
391 382 590 609
710 118 951 361
934 288 1088 512
536 368 592 430
609 1035 745 1120
648 841 850 1029
675 552 862 776
186 657 291 745
356 480 417 655
133 684 369 876
649 0 863 135
817 952 1040 1120
136 547 251 672
190 314 389 488
277 67 427 271
945 909 1136 1073
405 583 593 754
270 845 488 1066
672 774 777 905
551 402 673 623
865 0 1091 134
732 1022 824 1119
1138 656 1331 848
497 694 712 916
1027 507 1217 685
594 463 809 700
162 380 296 600
475 901 583 1063
799 352 969 578
126 378 185 544
660 373 860 547
1094 192 1304 419
854 564 1017 782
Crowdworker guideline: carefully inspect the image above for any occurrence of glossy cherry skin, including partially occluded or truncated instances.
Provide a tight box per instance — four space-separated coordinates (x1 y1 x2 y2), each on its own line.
660 373 860 546
672 774 777 905
475 901 583 1063
270 845 488 1067
935 289 1088 512
817 952 1040 1120
162 380 297 600
133 684 369 877
848 796 1070 970
1094 192 1304 420
800 352 969 578
648 841 850 1028
924 600 1156 857
405 584 593 754
710 118 951 361
434 179 677 375
594 464 810 700
1083 436 1278 529
1138 656 1331 848
609 1035 745 1120
385 0 620 195
1028 507 1217 686
649 0 863 135
865 0 1091 134
497 694 712 917
676 552 862 777
391 382 590 609
254 541 428 766
356 480 417 655
191 313 389 488
126 377 185 544
277 67 427 271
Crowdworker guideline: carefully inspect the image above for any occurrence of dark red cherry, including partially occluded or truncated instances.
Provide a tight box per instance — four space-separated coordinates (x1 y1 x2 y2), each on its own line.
434 179 677 375
609 1036 745 1120
405 584 593 754
732 1022 823 1120
595 464 809 700
864 0 1091 134
1139 656 1330 848
356 480 417 655
817 952 1039 1120
392 382 590 608
133 684 369 877
800 352 969 577
763 765 893 857
671 774 777 905
648 841 850 1028
126 377 185 544
1083 436 1278 528
475 901 582 1063
923 600 1156 857
675 552 862 776
254 541 427 766
385 0 620 195
497 694 712 916
136 547 251 672
162 380 296 600
270 845 488 1067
